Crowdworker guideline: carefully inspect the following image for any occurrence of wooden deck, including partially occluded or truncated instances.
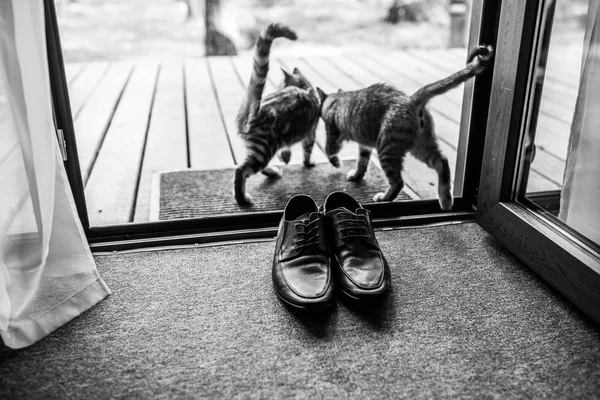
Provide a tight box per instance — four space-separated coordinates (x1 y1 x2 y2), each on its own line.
64 48 580 226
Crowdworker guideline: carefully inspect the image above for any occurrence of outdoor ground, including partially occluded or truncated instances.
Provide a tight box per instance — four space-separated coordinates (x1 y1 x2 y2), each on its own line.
54 0 588 63
54 0 465 61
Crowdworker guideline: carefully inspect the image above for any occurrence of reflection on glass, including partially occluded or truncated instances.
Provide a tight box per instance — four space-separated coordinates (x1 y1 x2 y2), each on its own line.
525 0 599 246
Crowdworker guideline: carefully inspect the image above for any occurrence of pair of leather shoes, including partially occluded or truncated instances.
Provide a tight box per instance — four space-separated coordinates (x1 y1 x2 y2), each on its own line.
272 191 391 311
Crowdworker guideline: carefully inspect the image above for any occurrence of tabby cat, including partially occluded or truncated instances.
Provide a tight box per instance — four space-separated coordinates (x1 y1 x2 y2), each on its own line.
234 23 320 206
317 45 494 210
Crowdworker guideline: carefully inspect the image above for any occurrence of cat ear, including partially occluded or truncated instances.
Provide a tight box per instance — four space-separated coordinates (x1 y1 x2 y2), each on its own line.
338 89 342 93
316 87 327 103
281 67 291 78
293 67 300 74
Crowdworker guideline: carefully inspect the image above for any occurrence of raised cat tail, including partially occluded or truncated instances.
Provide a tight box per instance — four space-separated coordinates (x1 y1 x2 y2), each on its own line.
236 23 298 132
409 45 494 107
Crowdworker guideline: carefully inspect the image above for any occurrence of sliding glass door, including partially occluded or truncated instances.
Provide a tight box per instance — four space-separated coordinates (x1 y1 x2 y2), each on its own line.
477 0 600 324
45 0 501 249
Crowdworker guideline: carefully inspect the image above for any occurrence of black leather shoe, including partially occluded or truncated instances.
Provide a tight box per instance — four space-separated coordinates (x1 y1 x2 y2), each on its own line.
323 191 391 300
272 194 334 311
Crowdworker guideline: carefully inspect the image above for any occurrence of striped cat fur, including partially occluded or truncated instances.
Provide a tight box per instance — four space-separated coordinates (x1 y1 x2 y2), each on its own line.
234 23 320 206
317 45 494 210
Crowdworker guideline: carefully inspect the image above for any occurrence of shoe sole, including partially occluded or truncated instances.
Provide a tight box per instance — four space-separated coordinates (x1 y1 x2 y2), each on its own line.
275 291 334 312
338 286 387 302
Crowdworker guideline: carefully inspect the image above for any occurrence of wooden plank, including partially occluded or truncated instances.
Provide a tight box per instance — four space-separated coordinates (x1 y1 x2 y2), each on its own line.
134 61 188 222
528 152 563 190
400 49 467 106
535 117 569 159
546 45 584 81
537 88 577 125
265 57 286 94
372 51 465 118
321 54 379 87
75 61 133 183
64 62 84 84
349 54 461 148
206 56 247 165
303 56 362 91
85 62 159 226
185 59 236 170
229 55 279 97
68 61 109 119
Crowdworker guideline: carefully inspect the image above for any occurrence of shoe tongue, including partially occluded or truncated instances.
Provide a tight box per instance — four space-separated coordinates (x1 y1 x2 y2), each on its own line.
308 212 322 223
335 206 364 216
297 212 320 223
296 212 311 222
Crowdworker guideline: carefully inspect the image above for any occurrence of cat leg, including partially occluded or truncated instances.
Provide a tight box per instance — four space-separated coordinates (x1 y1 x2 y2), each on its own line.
279 146 291 164
347 145 372 181
373 171 404 202
261 165 283 178
373 135 408 202
427 152 453 211
325 131 343 168
410 125 453 210
234 157 266 206
302 132 316 168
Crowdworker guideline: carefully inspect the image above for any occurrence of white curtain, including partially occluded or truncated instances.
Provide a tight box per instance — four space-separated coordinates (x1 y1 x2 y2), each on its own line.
559 0 600 245
0 0 110 349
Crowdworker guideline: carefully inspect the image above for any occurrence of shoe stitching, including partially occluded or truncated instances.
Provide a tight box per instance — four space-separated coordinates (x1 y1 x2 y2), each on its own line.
293 217 322 251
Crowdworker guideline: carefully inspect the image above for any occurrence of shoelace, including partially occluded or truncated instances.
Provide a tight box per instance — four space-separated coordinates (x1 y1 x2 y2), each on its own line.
293 218 321 250
336 211 370 241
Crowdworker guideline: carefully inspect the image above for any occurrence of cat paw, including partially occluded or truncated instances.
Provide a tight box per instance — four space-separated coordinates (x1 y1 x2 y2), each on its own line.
373 192 386 202
329 156 341 168
235 193 253 206
303 160 316 168
346 169 364 182
262 166 283 178
280 150 291 164
439 195 453 211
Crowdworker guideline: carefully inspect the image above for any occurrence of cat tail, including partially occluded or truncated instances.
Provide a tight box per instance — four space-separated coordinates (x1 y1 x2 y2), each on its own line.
236 23 298 132
409 45 494 107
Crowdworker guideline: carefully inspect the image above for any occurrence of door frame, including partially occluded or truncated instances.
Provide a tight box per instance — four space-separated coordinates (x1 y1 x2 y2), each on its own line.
476 0 600 325
45 0 499 251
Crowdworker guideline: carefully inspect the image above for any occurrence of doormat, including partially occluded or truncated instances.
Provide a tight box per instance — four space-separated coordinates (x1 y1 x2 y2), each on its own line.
150 160 414 220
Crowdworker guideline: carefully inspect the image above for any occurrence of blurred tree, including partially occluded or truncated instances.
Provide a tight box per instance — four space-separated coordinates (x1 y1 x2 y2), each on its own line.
384 0 424 23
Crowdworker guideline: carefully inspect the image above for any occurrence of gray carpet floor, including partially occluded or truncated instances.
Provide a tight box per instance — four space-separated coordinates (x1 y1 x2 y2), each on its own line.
1 222 599 399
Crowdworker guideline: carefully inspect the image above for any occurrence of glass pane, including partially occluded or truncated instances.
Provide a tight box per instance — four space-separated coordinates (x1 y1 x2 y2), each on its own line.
55 0 479 226
523 0 600 247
